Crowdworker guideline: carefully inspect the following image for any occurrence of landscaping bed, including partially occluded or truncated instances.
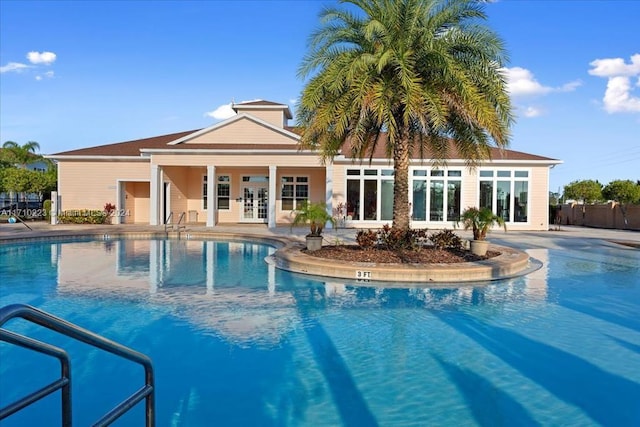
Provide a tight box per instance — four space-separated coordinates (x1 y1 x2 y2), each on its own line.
304 245 500 264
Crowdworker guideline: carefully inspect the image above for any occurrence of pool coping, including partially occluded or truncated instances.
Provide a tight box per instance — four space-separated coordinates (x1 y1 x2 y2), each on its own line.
271 241 531 283
0 227 532 284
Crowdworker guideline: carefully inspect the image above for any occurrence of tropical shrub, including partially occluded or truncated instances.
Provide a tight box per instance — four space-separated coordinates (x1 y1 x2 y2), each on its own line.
458 207 506 241
430 229 463 250
356 229 377 250
291 200 336 236
58 209 109 224
377 224 428 251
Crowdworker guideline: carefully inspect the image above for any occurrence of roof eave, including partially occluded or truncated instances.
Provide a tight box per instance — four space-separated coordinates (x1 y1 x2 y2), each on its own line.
46 155 149 161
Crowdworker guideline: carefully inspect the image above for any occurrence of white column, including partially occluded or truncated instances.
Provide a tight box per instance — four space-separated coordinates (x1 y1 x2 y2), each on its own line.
150 164 161 225
325 163 334 229
50 191 58 225
268 165 277 229
206 165 215 227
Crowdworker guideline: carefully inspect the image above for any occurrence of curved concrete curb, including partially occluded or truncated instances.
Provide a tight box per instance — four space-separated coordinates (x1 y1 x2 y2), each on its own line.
272 242 531 283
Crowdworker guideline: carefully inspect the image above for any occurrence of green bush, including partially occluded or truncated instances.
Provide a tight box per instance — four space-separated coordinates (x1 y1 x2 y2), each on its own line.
43 199 51 221
356 225 429 251
58 209 109 224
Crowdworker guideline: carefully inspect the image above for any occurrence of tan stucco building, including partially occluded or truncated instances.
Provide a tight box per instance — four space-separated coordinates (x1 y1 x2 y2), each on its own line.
50 100 561 230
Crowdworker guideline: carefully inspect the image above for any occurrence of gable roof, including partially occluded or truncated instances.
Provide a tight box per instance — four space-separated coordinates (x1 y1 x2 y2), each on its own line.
232 99 293 120
51 129 200 157
50 127 559 164
167 113 300 145
339 136 559 162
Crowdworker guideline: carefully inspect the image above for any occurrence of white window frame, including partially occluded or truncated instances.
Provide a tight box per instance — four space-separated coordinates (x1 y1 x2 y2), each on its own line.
281 175 309 211
216 175 231 211
408 168 463 223
478 168 531 223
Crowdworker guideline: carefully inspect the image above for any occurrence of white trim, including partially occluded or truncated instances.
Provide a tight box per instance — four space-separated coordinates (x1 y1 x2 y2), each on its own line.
116 178 150 225
141 149 311 155
240 178 269 223
167 113 300 145
46 155 149 161
478 167 531 224
332 156 563 166
232 102 293 119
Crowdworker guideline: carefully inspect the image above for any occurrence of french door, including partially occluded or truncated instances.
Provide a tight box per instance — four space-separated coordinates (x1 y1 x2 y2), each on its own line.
241 185 268 222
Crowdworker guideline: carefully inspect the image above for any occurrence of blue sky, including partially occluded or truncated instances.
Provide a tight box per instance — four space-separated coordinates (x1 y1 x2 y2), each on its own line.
1 0 638 193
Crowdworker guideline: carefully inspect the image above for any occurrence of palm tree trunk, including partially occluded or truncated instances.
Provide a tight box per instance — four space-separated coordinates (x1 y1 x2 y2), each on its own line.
392 133 411 231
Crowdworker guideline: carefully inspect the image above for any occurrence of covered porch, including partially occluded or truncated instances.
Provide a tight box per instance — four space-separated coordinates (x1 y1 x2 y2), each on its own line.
146 164 329 228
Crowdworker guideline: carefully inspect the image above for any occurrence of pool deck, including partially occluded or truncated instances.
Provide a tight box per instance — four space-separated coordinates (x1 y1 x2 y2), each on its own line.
1 222 638 283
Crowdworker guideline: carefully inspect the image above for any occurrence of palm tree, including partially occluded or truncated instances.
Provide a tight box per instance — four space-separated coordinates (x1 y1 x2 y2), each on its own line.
2 140 43 208
2 140 42 167
298 0 513 231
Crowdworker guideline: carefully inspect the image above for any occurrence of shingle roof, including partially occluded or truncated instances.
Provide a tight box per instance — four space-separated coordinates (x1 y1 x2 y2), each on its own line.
341 136 558 161
52 130 201 157
234 100 286 106
51 128 558 162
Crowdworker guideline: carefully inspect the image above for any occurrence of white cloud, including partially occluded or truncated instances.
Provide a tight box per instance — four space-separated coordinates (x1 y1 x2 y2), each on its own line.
588 54 640 114
588 54 640 77
204 99 265 120
501 66 581 97
522 106 543 118
205 103 236 120
502 67 551 97
27 51 57 65
602 75 640 113
0 62 31 73
35 71 55 81
558 80 582 92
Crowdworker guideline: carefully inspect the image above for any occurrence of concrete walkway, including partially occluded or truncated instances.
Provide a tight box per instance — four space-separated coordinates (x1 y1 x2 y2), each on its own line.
1 222 638 248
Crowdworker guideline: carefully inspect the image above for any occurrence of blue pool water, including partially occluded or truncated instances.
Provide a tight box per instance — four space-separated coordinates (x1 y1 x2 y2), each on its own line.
1 236 639 426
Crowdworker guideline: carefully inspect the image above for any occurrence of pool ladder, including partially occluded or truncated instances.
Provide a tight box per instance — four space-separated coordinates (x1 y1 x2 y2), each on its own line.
164 211 187 237
0 304 155 426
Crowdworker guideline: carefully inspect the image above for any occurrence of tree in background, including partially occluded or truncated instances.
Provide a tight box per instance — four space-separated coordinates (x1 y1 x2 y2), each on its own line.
297 0 512 232
603 179 640 228
2 141 42 168
1 140 56 212
563 179 603 221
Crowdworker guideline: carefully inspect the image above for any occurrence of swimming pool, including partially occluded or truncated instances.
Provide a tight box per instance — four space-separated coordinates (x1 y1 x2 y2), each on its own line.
1 236 639 426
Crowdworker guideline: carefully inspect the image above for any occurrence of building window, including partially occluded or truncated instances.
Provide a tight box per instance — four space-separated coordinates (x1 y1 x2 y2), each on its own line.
479 169 529 223
281 176 308 211
346 168 394 221
217 176 230 210
203 175 230 210
411 169 462 222
203 176 207 210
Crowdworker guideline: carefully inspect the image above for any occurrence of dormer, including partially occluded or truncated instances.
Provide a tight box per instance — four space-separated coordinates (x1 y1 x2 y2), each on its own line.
232 100 292 129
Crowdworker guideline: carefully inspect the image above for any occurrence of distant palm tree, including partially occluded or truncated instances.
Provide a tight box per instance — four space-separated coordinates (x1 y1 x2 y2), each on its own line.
2 140 45 208
298 0 513 231
2 140 42 167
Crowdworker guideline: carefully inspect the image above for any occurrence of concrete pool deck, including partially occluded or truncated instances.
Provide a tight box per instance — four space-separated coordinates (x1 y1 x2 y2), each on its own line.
1 222 638 283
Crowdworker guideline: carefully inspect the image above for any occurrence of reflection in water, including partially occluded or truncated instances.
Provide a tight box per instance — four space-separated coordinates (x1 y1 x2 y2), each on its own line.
2 238 639 426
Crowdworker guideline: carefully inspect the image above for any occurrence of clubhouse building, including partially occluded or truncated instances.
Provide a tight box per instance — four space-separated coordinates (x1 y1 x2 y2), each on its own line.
50 100 561 230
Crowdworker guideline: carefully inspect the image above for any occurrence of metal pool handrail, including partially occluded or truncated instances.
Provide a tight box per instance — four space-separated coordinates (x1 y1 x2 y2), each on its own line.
0 303 155 426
